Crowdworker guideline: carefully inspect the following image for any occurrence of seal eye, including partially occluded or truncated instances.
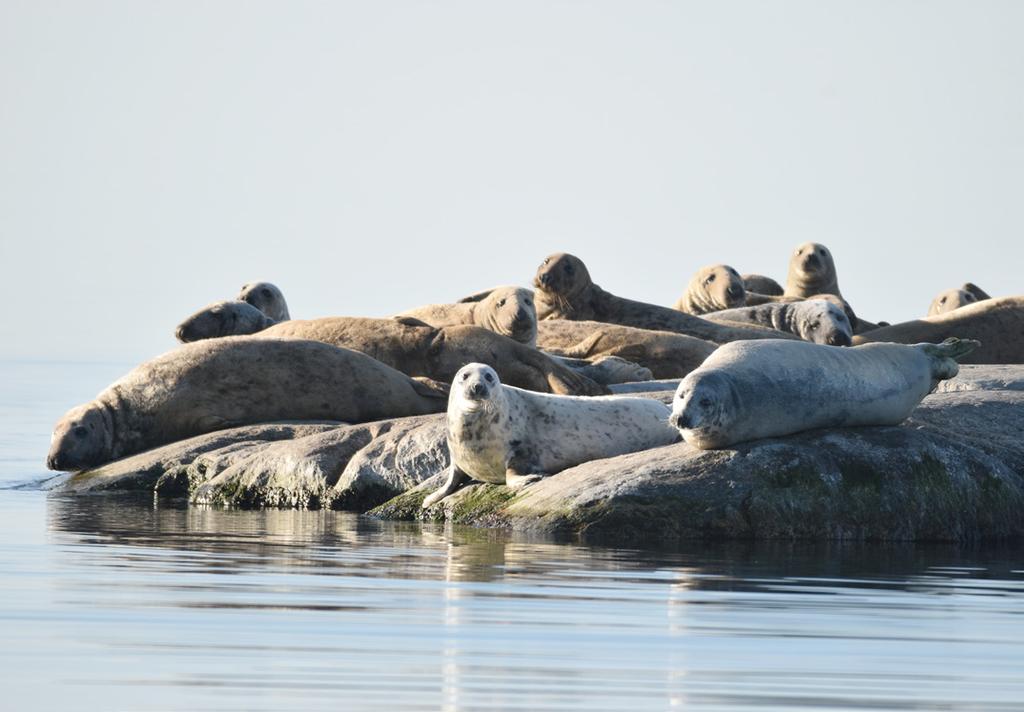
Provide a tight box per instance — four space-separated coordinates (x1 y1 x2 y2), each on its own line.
819 248 827 256
484 373 495 384
705 274 716 284
543 258 549 265
497 299 506 308
940 296 947 304
261 288 271 298
461 372 470 381
564 264 574 275
73 426 89 438
699 397 713 408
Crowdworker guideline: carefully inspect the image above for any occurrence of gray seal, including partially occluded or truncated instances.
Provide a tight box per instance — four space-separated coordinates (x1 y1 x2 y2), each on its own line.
673 264 747 314
422 363 680 507
175 300 276 342
854 296 1023 364
238 282 290 321
784 242 842 298
398 286 537 346
928 283 990 316
742 274 784 297
46 337 448 471
532 252 797 343
704 299 853 346
670 337 979 449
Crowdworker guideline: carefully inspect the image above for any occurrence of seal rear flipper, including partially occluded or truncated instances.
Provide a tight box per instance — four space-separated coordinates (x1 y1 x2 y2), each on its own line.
921 337 982 381
456 288 495 303
392 316 434 328
410 377 450 400
546 366 608 396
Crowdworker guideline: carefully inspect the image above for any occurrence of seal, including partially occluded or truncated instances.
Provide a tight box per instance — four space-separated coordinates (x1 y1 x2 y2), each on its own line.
421 363 680 507
673 264 747 314
259 316 605 396
536 320 717 379
742 274 784 297
175 300 276 342
704 299 853 346
238 282 290 321
928 288 978 316
45 337 448 471
670 337 979 449
784 242 843 298
853 296 1024 364
532 252 797 343
397 286 537 346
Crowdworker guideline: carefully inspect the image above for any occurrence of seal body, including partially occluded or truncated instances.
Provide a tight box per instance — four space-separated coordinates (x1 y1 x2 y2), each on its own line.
854 296 1024 364
673 264 747 314
742 274 784 297
670 338 978 449
398 286 537 346
422 363 679 507
238 282 290 321
704 299 853 346
46 337 447 471
784 242 842 298
532 252 796 343
175 300 276 342
536 320 717 379
260 316 605 395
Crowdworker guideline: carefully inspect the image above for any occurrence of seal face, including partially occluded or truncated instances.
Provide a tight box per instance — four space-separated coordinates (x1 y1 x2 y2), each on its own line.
670 338 978 449
533 252 592 302
675 265 747 314
785 242 842 298
929 288 977 316
175 300 275 342
46 404 111 471
458 286 537 346
238 282 290 321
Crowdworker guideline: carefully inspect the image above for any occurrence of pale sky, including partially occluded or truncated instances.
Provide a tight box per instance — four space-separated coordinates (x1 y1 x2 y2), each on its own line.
2 0 1022 363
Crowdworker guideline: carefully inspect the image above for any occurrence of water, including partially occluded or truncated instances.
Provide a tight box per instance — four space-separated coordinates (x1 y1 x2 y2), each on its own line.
2 361 1023 711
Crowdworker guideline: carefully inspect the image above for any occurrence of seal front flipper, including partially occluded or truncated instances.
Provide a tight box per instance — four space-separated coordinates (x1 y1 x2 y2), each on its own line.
410 376 450 400
392 316 433 328
505 445 546 489
422 464 470 508
505 472 544 490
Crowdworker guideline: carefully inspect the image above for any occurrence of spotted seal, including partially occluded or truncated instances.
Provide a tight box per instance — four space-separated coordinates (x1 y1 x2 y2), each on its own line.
670 337 979 449
704 299 853 345
422 363 679 507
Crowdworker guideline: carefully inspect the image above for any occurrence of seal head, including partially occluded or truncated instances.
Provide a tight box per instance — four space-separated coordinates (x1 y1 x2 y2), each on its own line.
786 242 840 297
670 371 740 449
460 286 537 346
680 264 746 313
46 404 112 471
533 253 592 300
798 300 853 346
238 281 290 321
175 300 274 342
928 288 978 316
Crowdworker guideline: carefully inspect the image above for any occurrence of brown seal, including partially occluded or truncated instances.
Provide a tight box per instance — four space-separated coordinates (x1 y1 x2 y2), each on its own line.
260 316 605 396
397 286 537 346
853 296 1024 364
742 274 784 297
784 242 842 298
928 283 990 316
238 282 290 321
175 300 276 342
532 252 797 343
673 264 747 314
536 320 717 379
46 337 448 471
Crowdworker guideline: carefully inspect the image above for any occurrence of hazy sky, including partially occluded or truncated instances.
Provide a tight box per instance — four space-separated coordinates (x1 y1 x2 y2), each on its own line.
2 1 1022 364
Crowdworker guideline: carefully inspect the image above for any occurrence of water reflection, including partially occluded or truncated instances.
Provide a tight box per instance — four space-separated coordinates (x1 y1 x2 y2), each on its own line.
17 494 1023 710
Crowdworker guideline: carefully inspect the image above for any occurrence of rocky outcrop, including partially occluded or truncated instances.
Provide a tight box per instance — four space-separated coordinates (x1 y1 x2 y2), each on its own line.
55 366 1024 544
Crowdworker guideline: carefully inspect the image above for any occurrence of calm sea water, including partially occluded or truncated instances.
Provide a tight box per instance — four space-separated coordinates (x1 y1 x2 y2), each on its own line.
2 361 1023 711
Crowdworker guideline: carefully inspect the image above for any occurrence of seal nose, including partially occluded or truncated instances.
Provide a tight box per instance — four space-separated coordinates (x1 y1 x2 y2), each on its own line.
804 253 821 269
829 332 852 347
175 325 188 342
670 412 691 430
726 284 743 299
515 307 528 322
46 453 61 471
469 383 487 398
537 272 551 287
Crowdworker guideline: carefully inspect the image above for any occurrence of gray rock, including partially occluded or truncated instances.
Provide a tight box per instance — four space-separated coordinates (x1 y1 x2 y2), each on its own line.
935 364 1024 392
371 384 1024 544
57 422 344 495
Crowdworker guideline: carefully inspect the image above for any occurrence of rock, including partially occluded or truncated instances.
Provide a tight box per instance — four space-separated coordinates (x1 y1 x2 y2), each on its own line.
57 422 344 495
371 376 1024 544
936 364 1024 393
192 415 448 510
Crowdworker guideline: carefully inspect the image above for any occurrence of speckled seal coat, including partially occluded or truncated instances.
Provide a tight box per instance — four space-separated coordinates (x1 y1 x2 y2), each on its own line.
704 299 853 345
670 338 978 449
531 252 795 344
46 337 448 471
422 363 680 507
